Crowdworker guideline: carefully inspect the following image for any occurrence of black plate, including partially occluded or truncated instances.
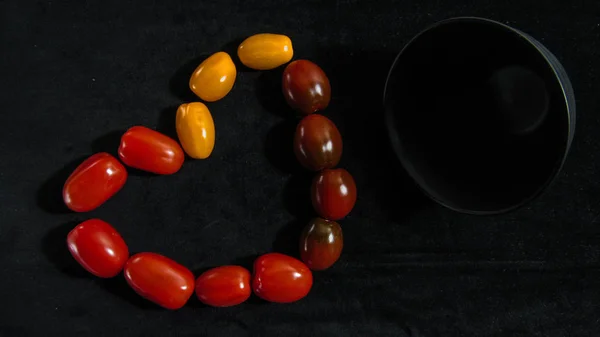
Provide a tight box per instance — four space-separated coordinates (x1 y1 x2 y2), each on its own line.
383 17 576 214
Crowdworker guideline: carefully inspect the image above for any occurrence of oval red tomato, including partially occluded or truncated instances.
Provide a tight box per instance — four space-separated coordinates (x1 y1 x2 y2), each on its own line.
63 152 128 212
118 126 185 175
252 253 313 303
311 168 357 220
123 252 195 310
195 265 251 307
66 219 129 278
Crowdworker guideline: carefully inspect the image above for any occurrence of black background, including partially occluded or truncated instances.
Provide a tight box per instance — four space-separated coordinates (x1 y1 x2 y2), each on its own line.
2 0 600 336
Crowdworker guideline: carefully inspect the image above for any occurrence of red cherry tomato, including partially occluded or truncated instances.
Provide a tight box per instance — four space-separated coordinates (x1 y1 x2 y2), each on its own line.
195 265 251 307
63 152 128 212
118 126 185 175
66 219 129 278
282 59 331 114
123 252 195 310
294 114 343 171
311 168 357 220
252 253 313 303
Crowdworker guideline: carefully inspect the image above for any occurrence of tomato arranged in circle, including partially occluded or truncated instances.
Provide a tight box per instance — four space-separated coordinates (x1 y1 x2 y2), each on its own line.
66 219 129 278
123 252 195 310
55 35 360 311
195 265 251 307
252 252 313 303
293 114 343 171
118 126 185 175
300 217 343 271
63 152 128 212
311 168 357 220
282 59 331 114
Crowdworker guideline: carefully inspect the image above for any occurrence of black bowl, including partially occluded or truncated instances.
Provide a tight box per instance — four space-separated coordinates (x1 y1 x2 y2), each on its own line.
383 17 576 214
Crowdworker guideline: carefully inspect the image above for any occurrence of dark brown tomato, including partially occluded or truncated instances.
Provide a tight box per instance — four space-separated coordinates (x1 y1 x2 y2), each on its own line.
299 217 343 271
282 59 331 115
294 114 342 171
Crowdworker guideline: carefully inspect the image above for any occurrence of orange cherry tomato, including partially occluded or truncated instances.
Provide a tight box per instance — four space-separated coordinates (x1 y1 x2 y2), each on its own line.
67 219 129 278
63 152 127 212
118 126 184 175
237 33 294 70
252 253 313 303
195 265 251 307
189 51 236 102
123 252 195 310
175 102 215 159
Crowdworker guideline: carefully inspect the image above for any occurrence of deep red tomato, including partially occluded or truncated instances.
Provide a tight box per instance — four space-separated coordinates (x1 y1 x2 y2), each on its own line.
195 265 251 307
63 152 128 212
293 114 343 171
282 59 331 114
311 168 357 220
118 126 185 175
123 252 195 310
66 219 129 278
252 253 313 303
299 217 343 271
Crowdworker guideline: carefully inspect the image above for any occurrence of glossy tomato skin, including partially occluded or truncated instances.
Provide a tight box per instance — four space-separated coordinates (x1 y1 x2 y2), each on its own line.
300 217 343 271
66 219 129 278
252 253 313 303
124 252 195 310
282 60 331 115
294 114 343 171
63 152 128 212
118 126 184 175
311 168 357 220
195 265 251 307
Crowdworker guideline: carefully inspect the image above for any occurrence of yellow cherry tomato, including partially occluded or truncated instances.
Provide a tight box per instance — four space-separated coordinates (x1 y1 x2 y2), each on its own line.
189 51 236 102
237 33 293 70
176 102 215 159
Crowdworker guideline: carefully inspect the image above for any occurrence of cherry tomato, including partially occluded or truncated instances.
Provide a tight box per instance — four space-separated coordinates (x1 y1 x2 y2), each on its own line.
237 33 294 70
311 168 357 220
282 59 331 114
176 102 215 159
300 217 343 270
189 51 236 102
66 219 129 278
63 152 127 212
294 114 343 171
118 126 184 175
123 252 195 310
252 253 313 303
195 265 251 307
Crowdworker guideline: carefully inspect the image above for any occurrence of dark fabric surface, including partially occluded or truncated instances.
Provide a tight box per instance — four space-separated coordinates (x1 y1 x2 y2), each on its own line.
2 0 600 336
